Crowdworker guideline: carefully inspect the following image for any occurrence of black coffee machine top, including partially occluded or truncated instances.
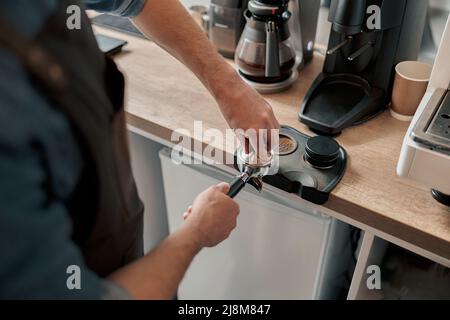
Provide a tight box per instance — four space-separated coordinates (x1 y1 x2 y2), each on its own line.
299 0 428 135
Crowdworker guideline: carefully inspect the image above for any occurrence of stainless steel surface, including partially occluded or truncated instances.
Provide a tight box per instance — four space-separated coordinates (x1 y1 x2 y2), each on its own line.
412 88 450 154
160 148 353 299
231 146 275 197
237 146 274 177
427 90 450 141
289 0 321 65
208 1 248 58
236 145 274 170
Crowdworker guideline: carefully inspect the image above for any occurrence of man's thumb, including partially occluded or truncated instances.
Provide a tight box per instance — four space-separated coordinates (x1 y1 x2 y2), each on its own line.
216 182 230 194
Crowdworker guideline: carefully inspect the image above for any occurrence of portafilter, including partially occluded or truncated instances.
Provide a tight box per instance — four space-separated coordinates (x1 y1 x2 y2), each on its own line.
227 147 275 198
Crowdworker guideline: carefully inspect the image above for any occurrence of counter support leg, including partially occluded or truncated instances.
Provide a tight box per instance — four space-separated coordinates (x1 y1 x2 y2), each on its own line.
347 232 387 300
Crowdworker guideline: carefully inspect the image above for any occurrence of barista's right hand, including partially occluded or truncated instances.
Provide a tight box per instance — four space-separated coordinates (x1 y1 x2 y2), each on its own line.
182 183 240 248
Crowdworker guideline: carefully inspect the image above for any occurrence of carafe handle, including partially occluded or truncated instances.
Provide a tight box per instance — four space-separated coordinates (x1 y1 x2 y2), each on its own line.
265 21 281 77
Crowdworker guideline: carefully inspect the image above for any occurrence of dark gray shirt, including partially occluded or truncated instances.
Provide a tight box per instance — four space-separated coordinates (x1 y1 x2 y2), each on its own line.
0 0 146 299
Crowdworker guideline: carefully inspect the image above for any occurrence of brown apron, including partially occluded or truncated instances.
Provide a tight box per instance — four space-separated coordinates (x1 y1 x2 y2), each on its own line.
0 0 144 277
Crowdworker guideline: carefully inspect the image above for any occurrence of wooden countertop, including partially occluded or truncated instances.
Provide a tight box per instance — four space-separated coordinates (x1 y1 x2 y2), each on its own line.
93 25 450 261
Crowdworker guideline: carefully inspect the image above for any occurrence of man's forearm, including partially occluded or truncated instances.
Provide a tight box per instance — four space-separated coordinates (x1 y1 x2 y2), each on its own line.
132 0 280 153
132 0 243 107
108 226 201 300
108 183 238 300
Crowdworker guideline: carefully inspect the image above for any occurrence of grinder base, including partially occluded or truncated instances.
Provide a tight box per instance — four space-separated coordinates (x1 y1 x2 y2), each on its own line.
299 73 385 135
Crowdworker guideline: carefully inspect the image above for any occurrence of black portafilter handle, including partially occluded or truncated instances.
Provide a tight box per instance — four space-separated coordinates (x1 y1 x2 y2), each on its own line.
227 164 265 198
228 149 273 198
227 174 248 199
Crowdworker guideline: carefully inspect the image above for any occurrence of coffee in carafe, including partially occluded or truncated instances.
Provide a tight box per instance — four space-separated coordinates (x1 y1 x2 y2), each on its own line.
236 37 296 83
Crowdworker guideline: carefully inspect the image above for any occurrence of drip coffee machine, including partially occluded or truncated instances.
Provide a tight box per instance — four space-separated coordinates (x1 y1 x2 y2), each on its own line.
235 0 320 93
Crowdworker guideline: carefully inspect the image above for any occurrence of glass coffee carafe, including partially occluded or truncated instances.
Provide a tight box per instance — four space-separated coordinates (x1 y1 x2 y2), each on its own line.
235 0 297 84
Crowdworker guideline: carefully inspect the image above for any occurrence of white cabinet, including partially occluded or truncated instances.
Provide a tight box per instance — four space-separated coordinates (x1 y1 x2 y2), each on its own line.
128 132 169 253
159 148 353 299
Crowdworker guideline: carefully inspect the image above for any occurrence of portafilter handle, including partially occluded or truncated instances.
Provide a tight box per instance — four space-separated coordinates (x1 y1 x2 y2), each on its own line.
227 169 264 199
228 148 274 198
227 173 250 198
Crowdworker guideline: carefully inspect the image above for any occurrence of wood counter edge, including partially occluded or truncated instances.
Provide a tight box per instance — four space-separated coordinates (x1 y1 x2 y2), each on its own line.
126 113 450 261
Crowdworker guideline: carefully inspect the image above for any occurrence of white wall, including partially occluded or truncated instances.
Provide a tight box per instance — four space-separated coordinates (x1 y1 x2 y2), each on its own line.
180 0 210 8
430 0 450 11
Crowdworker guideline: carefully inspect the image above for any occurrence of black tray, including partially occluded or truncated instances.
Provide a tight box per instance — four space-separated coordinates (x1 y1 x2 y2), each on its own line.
299 73 384 135
235 126 347 205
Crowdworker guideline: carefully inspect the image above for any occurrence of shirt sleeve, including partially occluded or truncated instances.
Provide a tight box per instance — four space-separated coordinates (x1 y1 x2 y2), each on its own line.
0 136 107 299
84 0 147 17
101 281 132 299
0 48 111 299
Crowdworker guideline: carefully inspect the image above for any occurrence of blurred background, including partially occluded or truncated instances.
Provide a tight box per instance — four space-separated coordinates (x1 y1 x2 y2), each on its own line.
180 0 450 63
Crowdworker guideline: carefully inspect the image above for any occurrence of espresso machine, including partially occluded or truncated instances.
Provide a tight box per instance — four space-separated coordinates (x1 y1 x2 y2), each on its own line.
235 0 320 93
397 16 450 207
299 0 428 135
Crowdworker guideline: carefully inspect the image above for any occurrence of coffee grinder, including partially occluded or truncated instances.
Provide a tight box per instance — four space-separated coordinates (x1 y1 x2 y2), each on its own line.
299 0 428 135
235 0 320 93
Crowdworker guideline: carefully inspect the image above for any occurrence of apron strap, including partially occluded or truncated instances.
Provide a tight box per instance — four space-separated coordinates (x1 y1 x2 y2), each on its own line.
0 12 144 275
0 17 68 94
0 15 108 165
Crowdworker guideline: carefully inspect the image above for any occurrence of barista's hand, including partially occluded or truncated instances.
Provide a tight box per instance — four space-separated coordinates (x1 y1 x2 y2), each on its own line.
182 183 240 248
217 77 280 158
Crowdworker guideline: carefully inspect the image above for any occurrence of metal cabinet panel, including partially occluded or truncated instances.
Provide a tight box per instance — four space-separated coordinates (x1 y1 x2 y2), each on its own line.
159 148 351 299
